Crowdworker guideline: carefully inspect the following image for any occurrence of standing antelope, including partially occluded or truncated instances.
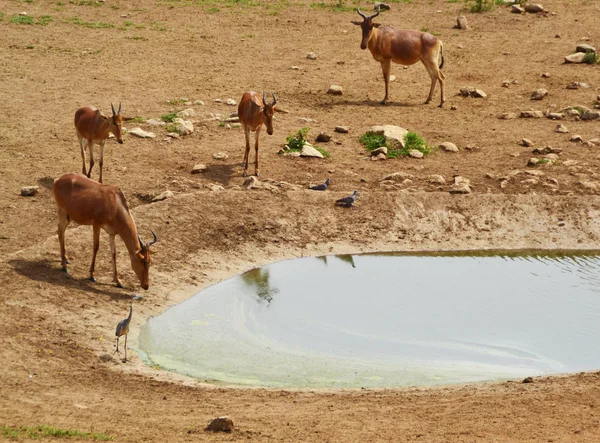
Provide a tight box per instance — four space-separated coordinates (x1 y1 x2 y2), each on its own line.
52 173 157 290
352 8 445 107
238 91 277 177
74 103 124 184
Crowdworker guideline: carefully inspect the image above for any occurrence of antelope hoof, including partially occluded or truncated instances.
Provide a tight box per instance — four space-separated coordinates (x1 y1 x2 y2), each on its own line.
61 266 68 273
115 282 124 289
242 171 248 178
255 172 260 177
89 276 96 283
379 99 387 106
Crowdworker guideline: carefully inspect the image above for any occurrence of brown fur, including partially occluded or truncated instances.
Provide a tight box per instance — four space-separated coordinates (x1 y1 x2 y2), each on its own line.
52 173 155 290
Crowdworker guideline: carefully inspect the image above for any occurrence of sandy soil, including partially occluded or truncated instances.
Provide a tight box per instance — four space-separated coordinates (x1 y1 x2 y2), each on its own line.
1 0 600 441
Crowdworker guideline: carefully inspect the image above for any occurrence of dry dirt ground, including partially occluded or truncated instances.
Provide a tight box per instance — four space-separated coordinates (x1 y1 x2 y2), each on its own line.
2 0 600 441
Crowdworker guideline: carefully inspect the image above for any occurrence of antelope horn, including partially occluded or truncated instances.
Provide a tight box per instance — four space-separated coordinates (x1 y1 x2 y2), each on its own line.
118 102 122 114
262 90 267 105
137 233 144 250
271 92 277 106
369 6 380 20
147 230 158 246
111 103 117 116
357 8 367 19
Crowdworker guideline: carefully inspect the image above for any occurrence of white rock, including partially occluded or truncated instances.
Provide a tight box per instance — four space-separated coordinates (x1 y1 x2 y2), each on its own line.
191 164 207 174
576 44 596 53
172 118 193 135
327 85 343 95
530 89 548 100
176 108 196 118
371 146 388 156
225 98 237 106
524 3 544 13
128 127 156 138
564 53 586 64
146 119 166 126
555 124 569 133
369 125 408 149
427 174 446 185
152 190 174 202
408 150 423 159
194 100 205 106
300 143 324 158
306 52 317 60
439 142 459 152
21 186 39 197
213 152 229 160
334 126 349 133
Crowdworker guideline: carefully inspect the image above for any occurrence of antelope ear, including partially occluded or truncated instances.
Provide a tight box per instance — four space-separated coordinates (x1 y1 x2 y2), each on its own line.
351 20 362 25
136 252 145 261
374 23 381 28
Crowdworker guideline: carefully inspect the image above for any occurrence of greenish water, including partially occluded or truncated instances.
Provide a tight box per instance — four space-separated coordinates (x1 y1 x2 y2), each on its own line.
138 252 600 388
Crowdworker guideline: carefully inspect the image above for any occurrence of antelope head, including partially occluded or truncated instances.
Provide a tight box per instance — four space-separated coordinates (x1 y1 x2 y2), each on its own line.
110 102 124 144
262 91 277 136
133 230 157 290
351 8 381 50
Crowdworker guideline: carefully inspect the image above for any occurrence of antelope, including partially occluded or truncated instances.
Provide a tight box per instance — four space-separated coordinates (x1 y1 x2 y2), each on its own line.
52 173 157 290
238 91 277 177
352 8 445 107
74 103 124 184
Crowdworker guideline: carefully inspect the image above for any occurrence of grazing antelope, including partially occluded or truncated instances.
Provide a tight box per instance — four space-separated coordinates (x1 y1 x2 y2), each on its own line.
74 103 124 183
352 8 445 107
238 91 277 177
52 173 157 290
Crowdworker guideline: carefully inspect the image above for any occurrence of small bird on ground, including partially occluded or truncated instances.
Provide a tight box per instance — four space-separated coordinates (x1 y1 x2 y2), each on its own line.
309 177 331 191
335 190 358 208
114 301 133 362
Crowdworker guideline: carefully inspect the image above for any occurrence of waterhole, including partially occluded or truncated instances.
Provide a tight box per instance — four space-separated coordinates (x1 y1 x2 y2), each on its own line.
139 252 600 388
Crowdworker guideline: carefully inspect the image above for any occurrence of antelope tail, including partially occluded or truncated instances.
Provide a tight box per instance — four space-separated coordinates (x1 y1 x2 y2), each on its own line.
439 42 445 70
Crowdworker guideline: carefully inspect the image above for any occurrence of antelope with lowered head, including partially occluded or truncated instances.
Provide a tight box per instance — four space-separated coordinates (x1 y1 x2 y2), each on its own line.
352 8 445 107
238 91 277 177
74 103 124 183
52 173 157 290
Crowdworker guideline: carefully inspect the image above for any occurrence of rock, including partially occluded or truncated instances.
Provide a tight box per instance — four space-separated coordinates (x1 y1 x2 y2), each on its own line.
522 377 534 383
128 127 156 138
374 2 391 10
146 118 166 126
99 353 113 362
546 112 564 120
382 172 414 181
460 87 487 98
214 98 223 103
225 98 237 106
20 186 39 197
541 72 551 78
564 53 586 64
521 178 540 185
528 158 540 166
212 152 229 160
389 75 396 82
223 116 240 123
499 112 517 120
576 44 596 53
566 81 589 90
172 118 194 135
581 110 600 121
524 3 544 13
243 176 260 189
376 152 387 160
511 5 524 13
152 190 174 202
588 138 600 146
371 146 388 156
579 181 599 191
439 142 458 153
206 183 225 192
300 143 324 158
334 126 349 133
555 124 569 133
456 15 468 30
290 65 301 70
194 100 205 106
570 134 583 142
191 164 207 174
545 153 559 161
306 52 317 60
530 89 548 100
520 138 534 147
427 174 446 185
520 110 544 118
369 125 408 149
176 108 196 118
205 416 234 433
316 132 331 142
449 176 471 194
565 108 582 117
501 80 511 88
408 149 423 159
532 146 561 154
327 85 343 95
472 89 487 98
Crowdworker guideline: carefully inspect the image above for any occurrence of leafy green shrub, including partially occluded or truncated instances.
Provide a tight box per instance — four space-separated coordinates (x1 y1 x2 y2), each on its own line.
359 130 430 158
402 131 431 157
315 146 331 158
359 132 387 151
466 0 494 12
160 112 178 123
583 51 600 65
285 127 310 151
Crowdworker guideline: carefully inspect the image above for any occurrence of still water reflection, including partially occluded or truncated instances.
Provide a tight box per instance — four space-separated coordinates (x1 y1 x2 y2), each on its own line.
139 252 600 388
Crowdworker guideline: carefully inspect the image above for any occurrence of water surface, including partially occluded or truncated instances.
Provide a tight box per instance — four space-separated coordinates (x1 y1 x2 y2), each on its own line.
139 252 600 388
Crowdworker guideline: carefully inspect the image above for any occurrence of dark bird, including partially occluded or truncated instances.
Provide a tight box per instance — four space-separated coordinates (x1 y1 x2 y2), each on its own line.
114 301 133 362
335 190 358 208
309 177 331 191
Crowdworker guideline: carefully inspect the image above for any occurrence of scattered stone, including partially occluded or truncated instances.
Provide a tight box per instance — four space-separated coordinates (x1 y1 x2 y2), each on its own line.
382 172 414 182
334 126 349 133
555 124 569 133
570 134 583 142
545 153 559 161
306 52 317 60
511 5 524 13
520 138 534 147
460 87 487 98
546 112 564 120
541 72 551 78
563 160 579 167
564 53 586 64
225 98 237 106
389 75 396 82
450 105 458 111
464 145 481 151
290 65 301 70
191 164 207 174
214 98 223 103
20 186 39 197
298 117 317 124
439 142 459 153
565 108 582 117
375 152 387 161
547 178 559 186
499 112 517 120
213 152 229 160
531 89 548 101
194 100 205 106
327 85 343 95
300 143 324 158
528 158 540 167
501 80 511 88
374 2 391 10
316 132 331 142
206 183 225 192
152 190 174 202
99 353 113 362
223 116 240 123
579 181 599 191
581 110 600 121
166 132 180 138
176 108 196 118
500 179 509 189
456 15 469 30
146 118 165 126
408 150 423 159
371 146 388 157
576 44 596 53
128 128 156 138
205 416 234 433
520 110 544 118
582 141 594 148
172 118 193 135
427 174 446 185
521 178 540 185
243 176 260 189
533 146 561 154
588 138 600 146
449 176 471 194
368 125 408 149
524 3 544 13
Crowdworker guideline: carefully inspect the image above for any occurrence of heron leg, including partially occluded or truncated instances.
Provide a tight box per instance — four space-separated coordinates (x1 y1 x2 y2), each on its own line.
113 336 120 355
124 334 128 362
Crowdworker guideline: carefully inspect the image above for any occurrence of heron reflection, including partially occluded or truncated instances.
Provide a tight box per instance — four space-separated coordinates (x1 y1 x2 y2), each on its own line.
241 268 279 304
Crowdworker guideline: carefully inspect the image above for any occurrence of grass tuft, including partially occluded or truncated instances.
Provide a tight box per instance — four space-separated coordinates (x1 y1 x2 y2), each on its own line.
285 127 310 151
1 424 113 441
359 130 430 158
583 51 600 65
67 17 113 28
160 112 178 123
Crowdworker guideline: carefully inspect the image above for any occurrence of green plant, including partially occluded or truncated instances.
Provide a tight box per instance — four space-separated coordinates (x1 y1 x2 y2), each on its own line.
1 425 113 441
359 132 387 151
583 51 600 64
315 146 331 158
401 131 430 157
359 130 430 158
10 15 34 24
166 98 187 105
285 127 310 151
67 17 113 28
466 0 494 12
160 112 178 123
